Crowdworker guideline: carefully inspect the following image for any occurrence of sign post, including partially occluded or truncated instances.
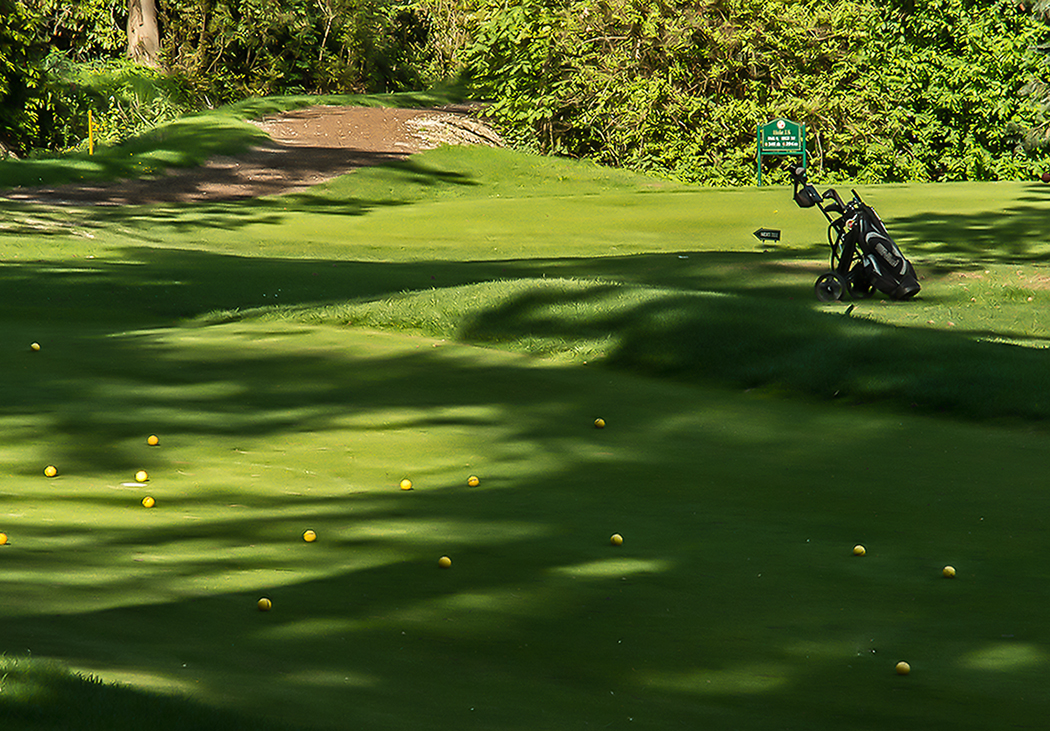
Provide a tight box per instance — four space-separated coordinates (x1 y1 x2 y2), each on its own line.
756 118 805 185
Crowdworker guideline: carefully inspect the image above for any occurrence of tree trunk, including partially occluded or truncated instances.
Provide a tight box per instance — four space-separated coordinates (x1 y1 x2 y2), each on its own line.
127 0 162 69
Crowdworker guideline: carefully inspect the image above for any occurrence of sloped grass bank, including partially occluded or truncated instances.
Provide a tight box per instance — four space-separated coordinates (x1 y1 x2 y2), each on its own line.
202 276 1050 422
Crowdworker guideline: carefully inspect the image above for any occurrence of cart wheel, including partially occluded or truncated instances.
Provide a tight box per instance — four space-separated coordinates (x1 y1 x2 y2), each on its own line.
814 272 845 302
847 266 874 299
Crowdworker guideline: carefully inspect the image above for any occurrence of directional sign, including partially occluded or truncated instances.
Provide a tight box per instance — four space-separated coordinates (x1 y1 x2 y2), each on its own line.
753 228 781 242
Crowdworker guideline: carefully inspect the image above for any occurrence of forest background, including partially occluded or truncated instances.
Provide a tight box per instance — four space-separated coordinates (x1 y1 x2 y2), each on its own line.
3 0 1050 185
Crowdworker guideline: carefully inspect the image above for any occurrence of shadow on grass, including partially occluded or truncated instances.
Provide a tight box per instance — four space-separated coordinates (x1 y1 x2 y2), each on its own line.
457 280 1050 421
4 245 1050 434
0 246 810 326
0 116 270 191
2 245 1050 731
1 335 1048 729
890 184 1050 264
0 154 480 231
0 656 288 731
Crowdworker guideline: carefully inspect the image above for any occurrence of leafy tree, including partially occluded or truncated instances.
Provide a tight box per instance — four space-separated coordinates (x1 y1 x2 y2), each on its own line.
855 0 1050 181
0 0 48 157
35 0 126 59
1023 0 1050 152
463 0 1050 184
159 0 435 102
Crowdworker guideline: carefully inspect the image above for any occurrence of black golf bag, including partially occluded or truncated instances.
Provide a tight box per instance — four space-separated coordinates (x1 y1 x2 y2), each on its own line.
791 167 920 302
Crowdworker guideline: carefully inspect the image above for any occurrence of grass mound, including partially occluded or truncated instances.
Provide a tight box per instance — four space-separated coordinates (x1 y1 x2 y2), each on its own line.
203 276 1050 421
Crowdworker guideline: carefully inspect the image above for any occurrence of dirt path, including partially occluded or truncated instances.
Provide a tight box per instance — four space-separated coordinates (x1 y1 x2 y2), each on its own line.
2 105 502 206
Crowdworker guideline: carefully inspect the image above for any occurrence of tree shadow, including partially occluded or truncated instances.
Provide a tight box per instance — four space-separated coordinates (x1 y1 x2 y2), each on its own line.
1 334 1048 729
888 186 1050 263
5 244 1050 434
0 155 479 234
2 234 1049 729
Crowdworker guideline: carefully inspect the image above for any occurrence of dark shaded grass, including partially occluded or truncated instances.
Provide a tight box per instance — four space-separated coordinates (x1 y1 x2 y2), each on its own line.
888 182 1050 264
0 656 286 731
232 275 1050 423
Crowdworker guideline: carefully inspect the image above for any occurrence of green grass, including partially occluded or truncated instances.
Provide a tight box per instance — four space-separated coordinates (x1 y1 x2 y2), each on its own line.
198 274 1050 421
2 105 1050 729
0 655 287 730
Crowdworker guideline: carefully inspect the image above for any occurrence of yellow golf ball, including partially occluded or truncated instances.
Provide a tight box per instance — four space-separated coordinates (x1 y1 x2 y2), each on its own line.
43 465 58 478
257 597 272 612
943 565 956 578
853 544 866 556
467 475 480 487
0 532 7 545
147 434 160 446
30 342 40 352
895 661 911 675
438 556 452 568
303 529 317 543
135 470 149 483
594 418 606 429
400 478 413 491
141 496 155 508
610 533 624 546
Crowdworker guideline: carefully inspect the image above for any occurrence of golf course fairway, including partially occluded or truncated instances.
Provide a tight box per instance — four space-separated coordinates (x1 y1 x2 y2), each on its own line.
2 135 1050 730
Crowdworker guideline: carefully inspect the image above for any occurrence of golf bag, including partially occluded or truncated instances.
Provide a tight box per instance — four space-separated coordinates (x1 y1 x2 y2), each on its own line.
791 167 920 302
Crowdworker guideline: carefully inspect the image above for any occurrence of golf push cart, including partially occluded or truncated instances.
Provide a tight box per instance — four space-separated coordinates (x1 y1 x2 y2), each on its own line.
790 166 920 302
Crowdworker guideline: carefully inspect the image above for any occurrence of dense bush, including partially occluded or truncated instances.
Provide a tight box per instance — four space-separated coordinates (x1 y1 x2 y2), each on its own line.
39 51 193 151
3 0 441 156
5 0 1050 185
855 0 1049 181
462 0 1050 184
36 0 127 59
0 0 48 157
159 0 438 102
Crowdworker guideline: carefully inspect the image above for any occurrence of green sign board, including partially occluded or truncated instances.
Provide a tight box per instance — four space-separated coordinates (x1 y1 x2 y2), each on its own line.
756 118 806 185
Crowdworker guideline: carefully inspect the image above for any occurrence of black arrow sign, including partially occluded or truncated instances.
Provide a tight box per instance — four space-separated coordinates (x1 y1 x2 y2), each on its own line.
753 228 781 241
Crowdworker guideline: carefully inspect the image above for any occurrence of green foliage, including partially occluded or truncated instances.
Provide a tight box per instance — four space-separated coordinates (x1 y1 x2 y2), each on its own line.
26 52 193 154
4 0 452 155
10 0 1050 183
856 0 1050 181
464 0 1050 184
160 0 437 103
2 3 187 156
34 0 126 59
0 0 48 157
1022 0 1050 151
